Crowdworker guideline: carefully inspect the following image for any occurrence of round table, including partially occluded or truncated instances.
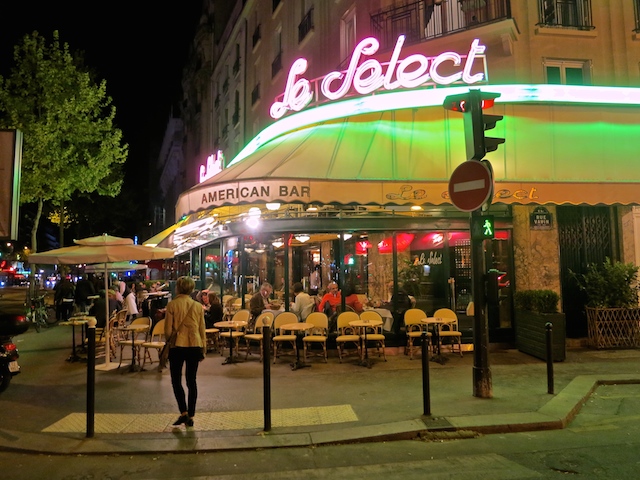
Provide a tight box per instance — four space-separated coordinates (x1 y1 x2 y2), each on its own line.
59 316 90 362
280 323 314 370
214 320 247 364
116 324 149 372
349 318 383 368
421 317 456 364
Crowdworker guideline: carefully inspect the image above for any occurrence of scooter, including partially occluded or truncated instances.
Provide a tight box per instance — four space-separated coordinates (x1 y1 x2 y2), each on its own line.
0 312 29 393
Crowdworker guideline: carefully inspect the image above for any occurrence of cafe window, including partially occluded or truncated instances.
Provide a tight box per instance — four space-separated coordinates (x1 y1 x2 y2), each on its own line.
545 59 591 85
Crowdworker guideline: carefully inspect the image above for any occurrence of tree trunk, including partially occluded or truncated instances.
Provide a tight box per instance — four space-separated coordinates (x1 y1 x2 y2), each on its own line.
31 198 44 253
59 198 64 247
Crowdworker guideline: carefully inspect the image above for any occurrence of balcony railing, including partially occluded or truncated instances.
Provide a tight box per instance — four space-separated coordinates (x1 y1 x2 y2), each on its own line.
252 24 261 48
370 0 511 51
251 83 261 105
271 52 282 78
537 0 593 30
298 7 314 43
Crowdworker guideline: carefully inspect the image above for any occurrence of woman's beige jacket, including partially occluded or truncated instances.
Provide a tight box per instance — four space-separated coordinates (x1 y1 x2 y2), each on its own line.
164 294 206 355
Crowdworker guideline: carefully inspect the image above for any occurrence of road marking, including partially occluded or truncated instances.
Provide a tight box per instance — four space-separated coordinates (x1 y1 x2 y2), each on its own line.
453 179 485 193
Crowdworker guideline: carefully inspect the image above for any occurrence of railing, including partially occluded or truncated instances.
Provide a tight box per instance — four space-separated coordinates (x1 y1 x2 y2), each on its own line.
252 24 261 48
537 0 593 30
298 7 314 43
251 83 261 105
271 52 282 78
370 0 511 51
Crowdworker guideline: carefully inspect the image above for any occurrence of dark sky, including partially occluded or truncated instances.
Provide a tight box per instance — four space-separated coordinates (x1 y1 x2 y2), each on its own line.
0 2 202 231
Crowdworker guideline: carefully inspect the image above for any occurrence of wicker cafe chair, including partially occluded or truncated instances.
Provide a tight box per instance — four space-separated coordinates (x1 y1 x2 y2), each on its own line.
244 311 275 361
219 309 250 359
272 312 298 363
433 308 463 357
303 312 329 363
404 308 431 360
117 316 152 368
140 319 166 370
335 311 361 363
359 310 387 361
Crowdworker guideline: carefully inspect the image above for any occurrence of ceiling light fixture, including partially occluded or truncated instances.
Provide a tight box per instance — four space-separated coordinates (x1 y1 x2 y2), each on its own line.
266 202 281 211
295 234 310 243
272 240 284 248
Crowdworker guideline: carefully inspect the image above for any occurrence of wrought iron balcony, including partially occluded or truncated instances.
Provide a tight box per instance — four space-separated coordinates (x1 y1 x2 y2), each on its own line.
252 24 261 48
251 83 261 105
537 0 593 30
370 0 511 51
271 52 282 78
298 7 314 43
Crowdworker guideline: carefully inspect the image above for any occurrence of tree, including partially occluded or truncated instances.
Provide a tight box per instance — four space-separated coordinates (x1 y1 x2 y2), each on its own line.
0 31 127 252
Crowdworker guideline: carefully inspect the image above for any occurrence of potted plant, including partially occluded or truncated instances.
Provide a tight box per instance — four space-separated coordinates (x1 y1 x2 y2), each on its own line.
514 289 566 361
573 258 640 349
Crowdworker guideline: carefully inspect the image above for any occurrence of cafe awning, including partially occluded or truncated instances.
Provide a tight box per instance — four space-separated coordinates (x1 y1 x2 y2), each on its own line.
177 88 640 219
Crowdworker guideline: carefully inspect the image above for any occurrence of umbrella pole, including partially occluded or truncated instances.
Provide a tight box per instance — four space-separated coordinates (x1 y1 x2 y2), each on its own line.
96 264 117 371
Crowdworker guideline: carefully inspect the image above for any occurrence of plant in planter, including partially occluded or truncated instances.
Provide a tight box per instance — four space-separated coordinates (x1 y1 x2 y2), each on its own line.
573 258 640 349
514 289 566 361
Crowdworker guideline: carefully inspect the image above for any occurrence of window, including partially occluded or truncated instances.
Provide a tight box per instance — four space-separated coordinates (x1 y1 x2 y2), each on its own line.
272 27 283 77
298 2 314 43
545 59 591 85
340 7 356 64
538 0 593 30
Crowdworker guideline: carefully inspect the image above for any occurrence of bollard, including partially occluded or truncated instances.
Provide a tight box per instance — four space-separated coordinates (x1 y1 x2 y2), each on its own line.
545 322 554 394
86 317 96 438
262 325 272 432
421 330 431 416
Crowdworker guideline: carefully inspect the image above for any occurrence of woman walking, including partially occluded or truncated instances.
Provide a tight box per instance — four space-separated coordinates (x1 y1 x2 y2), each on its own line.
164 276 206 427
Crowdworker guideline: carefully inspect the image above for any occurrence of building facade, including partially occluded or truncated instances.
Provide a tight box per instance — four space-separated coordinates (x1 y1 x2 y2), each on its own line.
153 0 640 343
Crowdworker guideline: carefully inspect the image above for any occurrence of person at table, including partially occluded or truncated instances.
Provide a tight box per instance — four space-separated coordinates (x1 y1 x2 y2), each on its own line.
290 282 315 321
205 291 223 328
382 283 413 335
164 276 206 428
75 275 96 314
54 275 75 322
122 282 139 322
317 282 341 316
249 282 273 331
343 284 364 314
90 289 120 328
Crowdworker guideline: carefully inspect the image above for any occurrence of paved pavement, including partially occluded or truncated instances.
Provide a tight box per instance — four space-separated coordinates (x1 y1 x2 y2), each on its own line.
1 314 640 456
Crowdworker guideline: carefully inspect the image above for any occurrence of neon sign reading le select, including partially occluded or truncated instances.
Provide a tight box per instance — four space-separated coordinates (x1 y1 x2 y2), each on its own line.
270 35 487 119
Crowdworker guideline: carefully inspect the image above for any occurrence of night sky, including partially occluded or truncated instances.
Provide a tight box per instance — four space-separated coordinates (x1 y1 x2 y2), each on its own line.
0 2 202 240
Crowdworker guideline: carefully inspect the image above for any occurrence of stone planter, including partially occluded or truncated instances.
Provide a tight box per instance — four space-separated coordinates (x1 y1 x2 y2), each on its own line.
515 310 566 362
586 307 640 349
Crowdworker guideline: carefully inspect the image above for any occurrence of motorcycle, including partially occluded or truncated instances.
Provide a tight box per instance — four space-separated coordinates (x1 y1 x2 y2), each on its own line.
0 312 29 393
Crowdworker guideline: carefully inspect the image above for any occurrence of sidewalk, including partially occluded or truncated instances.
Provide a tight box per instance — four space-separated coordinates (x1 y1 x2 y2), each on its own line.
1 322 640 455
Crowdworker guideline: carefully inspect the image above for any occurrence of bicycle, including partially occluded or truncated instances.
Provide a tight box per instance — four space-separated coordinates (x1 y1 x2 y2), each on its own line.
25 295 57 332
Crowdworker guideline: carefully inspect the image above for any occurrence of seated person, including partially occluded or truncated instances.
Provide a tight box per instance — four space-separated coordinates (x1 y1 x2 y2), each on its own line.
343 284 364 314
249 282 273 331
290 282 315 321
89 289 120 328
382 284 413 335
205 291 224 328
317 282 341 316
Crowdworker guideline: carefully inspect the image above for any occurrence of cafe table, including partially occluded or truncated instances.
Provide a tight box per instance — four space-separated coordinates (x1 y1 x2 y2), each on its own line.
214 320 247 365
116 324 149 372
59 315 91 363
280 322 314 370
421 317 456 365
349 317 383 368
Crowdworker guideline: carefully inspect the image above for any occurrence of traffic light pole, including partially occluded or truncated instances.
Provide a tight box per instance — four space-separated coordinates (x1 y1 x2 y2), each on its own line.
470 209 492 398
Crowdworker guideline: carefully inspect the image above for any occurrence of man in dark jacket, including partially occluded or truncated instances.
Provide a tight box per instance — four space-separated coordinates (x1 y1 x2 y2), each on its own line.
54 276 75 322
75 275 96 313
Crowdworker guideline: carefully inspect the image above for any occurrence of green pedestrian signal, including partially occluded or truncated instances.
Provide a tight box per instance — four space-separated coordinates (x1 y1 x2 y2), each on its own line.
471 215 495 240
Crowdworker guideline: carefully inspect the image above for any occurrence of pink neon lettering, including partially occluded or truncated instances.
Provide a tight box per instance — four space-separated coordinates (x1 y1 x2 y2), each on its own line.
463 39 486 84
321 37 380 100
270 58 313 119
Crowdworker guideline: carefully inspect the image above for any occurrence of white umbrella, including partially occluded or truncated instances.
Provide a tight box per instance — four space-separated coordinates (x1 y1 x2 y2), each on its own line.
84 261 149 273
29 234 174 370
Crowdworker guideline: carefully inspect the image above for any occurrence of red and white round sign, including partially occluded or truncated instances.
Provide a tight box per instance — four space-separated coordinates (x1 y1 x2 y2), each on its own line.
448 160 493 212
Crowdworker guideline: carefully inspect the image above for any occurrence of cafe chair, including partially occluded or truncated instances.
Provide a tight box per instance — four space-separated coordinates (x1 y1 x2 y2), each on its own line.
205 326 220 353
359 310 387 361
219 309 250 359
141 319 166 370
272 312 298 363
244 311 274 361
433 308 463 357
117 316 152 368
404 308 431 360
335 311 361 363
303 312 329 363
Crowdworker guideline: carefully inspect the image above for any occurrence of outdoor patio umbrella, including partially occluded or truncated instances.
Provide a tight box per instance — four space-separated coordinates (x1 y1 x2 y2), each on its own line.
29 234 175 369
84 261 149 273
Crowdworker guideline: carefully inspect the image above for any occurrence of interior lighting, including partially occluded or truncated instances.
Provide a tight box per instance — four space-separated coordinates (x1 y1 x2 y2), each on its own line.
272 240 284 248
266 203 281 211
295 234 310 243
306 205 318 212
338 233 352 240
410 205 423 211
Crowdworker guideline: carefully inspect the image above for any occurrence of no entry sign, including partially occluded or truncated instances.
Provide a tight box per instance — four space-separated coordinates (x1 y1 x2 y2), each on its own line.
448 160 493 212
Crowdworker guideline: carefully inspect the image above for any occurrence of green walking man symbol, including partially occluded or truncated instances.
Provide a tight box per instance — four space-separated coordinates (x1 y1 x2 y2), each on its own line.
482 219 493 236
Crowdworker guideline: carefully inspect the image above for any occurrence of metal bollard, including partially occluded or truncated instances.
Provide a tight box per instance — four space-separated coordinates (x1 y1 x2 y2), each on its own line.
86 318 96 438
545 322 554 394
262 325 272 432
421 330 431 416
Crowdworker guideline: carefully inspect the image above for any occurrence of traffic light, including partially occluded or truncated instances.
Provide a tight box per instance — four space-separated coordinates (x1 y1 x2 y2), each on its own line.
443 89 505 161
471 214 495 240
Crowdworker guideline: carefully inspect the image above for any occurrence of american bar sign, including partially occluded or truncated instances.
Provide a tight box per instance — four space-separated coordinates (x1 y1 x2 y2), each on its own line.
271 35 488 119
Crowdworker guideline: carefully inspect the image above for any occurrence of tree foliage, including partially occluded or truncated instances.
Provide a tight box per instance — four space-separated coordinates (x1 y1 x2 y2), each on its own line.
573 258 640 308
0 31 127 251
